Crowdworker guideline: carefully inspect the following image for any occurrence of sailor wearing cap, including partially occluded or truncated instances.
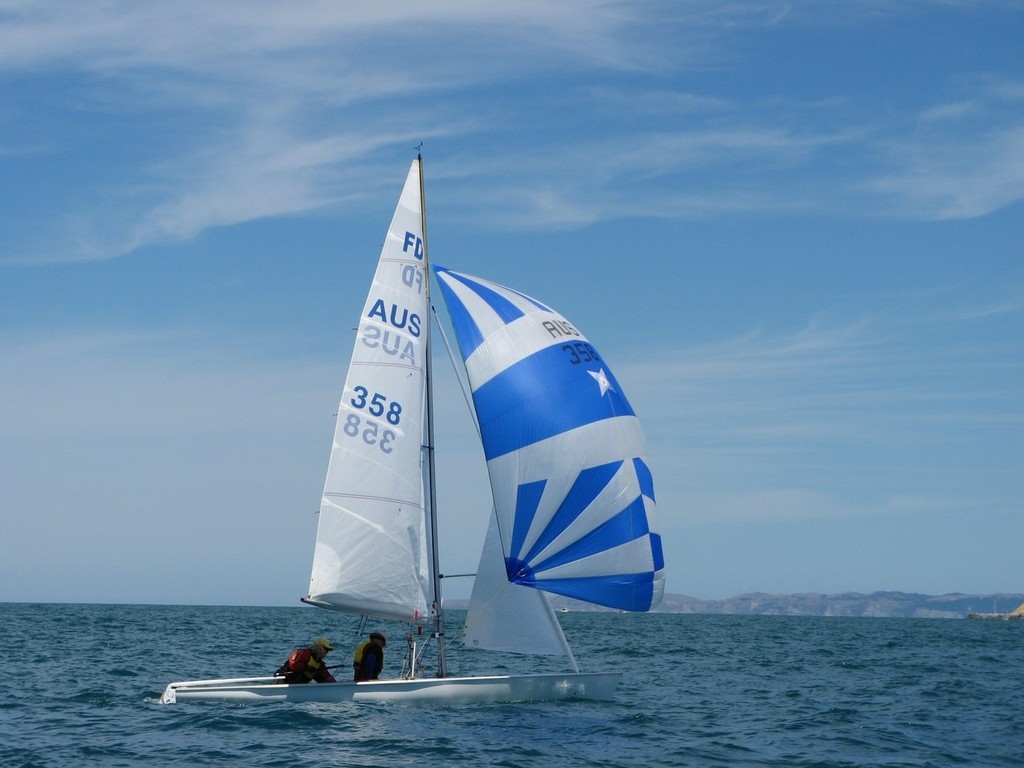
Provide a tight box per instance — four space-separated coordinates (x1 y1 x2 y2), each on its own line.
353 632 387 682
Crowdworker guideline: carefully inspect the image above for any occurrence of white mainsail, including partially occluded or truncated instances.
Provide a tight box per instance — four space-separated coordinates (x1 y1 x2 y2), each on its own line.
305 160 431 623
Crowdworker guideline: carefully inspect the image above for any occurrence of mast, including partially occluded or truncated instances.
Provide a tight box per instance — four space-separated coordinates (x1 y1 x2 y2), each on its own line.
419 152 447 677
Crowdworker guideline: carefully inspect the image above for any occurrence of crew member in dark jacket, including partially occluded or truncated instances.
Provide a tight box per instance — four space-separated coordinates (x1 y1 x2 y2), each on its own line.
275 637 336 684
353 632 386 681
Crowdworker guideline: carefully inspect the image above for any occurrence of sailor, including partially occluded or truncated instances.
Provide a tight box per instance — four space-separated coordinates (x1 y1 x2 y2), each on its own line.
353 632 387 682
275 637 337 684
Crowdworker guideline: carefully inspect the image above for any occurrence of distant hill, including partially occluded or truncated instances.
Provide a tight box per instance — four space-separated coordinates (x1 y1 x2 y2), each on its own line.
538 591 1024 619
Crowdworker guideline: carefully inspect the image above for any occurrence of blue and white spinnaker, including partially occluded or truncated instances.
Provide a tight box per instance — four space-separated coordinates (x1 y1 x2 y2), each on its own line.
435 267 665 614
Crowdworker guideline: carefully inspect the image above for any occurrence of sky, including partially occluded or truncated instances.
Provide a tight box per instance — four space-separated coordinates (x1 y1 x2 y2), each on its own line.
1 1 1021 607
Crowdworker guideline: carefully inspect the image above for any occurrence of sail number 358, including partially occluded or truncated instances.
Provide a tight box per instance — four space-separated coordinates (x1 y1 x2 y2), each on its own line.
345 386 403 453
562 341 601 365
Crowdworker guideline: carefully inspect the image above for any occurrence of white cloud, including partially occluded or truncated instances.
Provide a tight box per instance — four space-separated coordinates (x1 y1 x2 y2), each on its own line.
2 2 1022 265
867 125 1024 219
0 1 653 75
862 76 1024 219
1 2 673 262
619 288 1023 529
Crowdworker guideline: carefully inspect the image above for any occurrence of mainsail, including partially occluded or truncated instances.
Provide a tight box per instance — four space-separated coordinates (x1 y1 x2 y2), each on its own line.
305 161 431 623
434 267 665 620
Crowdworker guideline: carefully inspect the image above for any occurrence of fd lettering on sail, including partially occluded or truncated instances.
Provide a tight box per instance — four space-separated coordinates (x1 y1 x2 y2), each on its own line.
402 264 425 294
402 231 424 260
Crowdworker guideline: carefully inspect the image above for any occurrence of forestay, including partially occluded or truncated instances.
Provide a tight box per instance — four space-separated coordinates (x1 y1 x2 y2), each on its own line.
305 161 431 623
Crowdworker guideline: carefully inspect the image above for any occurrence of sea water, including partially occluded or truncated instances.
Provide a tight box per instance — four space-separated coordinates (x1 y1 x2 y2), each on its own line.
1 603 1021 767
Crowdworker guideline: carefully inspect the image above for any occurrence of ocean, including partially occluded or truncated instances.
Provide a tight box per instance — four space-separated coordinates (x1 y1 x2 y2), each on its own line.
2 603 1021 767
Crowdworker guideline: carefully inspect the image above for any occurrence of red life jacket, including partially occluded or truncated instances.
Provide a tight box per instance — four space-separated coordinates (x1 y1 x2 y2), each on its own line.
286 648 323 680
287 648 311 670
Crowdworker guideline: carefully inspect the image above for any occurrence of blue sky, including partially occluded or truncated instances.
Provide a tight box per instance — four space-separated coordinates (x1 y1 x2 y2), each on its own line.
2 1 1021 606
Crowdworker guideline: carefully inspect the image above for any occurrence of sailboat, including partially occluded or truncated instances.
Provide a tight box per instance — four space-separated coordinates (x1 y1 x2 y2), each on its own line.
160 156 665 705
968 601 1024 620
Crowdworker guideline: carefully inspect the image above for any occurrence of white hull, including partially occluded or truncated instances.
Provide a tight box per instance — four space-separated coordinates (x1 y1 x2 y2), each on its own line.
159 671 620 705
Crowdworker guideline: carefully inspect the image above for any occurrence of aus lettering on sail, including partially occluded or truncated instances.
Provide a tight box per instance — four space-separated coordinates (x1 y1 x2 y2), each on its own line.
361 230 425 367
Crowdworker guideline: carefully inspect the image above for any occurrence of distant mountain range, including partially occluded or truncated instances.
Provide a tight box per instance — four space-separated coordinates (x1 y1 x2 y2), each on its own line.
539 591 1024 619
